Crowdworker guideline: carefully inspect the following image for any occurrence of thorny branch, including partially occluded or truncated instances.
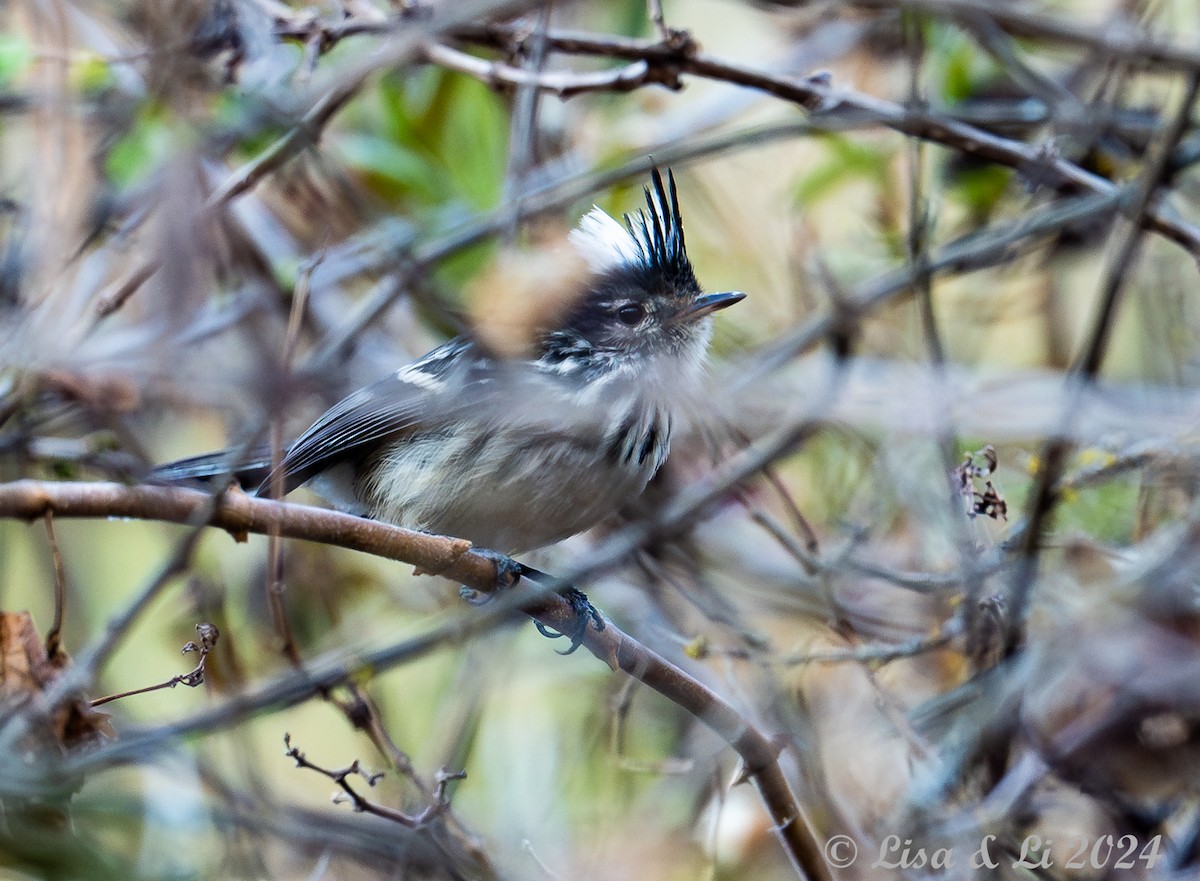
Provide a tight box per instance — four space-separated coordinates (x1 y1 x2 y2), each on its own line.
422 42 681 98
258 7 1200 256
851 0 1200 73
87 0 538 323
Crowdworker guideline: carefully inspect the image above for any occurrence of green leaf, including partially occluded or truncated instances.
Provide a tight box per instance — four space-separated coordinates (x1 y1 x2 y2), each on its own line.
334 132 445 201
72 52 115 95
940 39 978 104
433 74 507 209
338 67 508 210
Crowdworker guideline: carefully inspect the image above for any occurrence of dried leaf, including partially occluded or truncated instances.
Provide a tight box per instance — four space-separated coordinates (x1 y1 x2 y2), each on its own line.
0 611 114 750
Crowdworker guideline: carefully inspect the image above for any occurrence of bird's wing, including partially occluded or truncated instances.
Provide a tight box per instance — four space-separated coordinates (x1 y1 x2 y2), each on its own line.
270 338 471 492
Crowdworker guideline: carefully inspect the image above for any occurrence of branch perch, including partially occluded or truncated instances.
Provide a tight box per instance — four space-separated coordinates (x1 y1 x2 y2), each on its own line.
0 480 830 881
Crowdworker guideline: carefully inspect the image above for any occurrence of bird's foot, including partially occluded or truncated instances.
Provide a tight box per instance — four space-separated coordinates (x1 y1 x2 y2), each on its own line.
534 587 605 655
459 555 604 654
458 549 523 605
520 564 605 655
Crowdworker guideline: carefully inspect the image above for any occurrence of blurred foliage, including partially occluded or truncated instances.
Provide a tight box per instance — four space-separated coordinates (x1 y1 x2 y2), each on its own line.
791 134 893 207
339 68 509 211
105 102 176 186
0 33 32 87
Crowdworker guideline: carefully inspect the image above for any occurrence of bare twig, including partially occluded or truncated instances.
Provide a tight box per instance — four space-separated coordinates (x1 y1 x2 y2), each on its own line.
284 734 464 828
93 260 158 319
266 255 321 668
500 2 552 244
86 1 542 328
1054 442 1164 494
41 511 66 661
778 629 956 667
89 622 219 708
423 42 678 97
741 188 1129 385
851 0 1200 74
210 0 539 208
0 483 239 755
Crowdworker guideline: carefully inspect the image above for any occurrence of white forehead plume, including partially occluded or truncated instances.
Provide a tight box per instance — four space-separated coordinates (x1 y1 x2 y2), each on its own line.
569 206 641 273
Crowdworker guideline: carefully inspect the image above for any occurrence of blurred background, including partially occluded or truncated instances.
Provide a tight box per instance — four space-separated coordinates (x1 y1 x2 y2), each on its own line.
4 0 1200 878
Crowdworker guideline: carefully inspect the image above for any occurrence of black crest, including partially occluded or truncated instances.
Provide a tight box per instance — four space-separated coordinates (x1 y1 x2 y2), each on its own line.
624 169 694 285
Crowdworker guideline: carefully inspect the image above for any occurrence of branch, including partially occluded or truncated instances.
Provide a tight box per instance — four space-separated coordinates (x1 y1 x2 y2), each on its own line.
0 480 491 587
456 24 1200 255
851 0 1200 74
89 622 219 708
0 480 829 881
423 42 680 98
211 0 539 207
91 0 539 323
739 189 1128 385
283 733 463 829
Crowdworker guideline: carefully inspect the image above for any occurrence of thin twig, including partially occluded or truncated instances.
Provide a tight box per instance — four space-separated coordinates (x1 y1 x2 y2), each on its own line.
741 188 1129 386
851 0 1200 74
93 260 158 320
210 0 538 208
266 255 321 669
90 622 219 707
501 2 552 244
422 42 675 98
778 629 956 667
900 11 987 665
84 1 541 331
41 511 67 661
284 734 464 829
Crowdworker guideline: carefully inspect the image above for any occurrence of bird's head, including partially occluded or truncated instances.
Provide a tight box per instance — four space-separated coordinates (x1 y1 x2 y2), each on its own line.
539 169 744 378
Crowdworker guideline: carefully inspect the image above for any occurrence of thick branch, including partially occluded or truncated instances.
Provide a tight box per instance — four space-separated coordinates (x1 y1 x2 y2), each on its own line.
0 480 492 587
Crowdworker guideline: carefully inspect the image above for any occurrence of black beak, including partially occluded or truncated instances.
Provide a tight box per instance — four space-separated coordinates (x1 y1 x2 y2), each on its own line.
686 291 746 320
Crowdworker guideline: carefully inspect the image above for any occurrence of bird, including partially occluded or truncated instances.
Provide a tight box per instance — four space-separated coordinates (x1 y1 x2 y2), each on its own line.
155 169 743 637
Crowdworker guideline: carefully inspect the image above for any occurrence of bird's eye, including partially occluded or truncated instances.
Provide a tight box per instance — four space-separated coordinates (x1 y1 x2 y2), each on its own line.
616 303 646 326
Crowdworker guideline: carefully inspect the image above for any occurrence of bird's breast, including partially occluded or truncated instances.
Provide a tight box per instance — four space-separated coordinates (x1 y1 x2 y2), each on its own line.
357 404 670 554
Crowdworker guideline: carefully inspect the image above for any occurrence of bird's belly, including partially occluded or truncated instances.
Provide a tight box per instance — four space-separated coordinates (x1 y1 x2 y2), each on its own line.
360 419 667 554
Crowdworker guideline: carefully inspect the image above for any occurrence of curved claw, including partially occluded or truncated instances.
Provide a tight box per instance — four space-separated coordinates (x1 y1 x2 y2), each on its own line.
458 550 524 605
534 588 605 654
475 549 525 590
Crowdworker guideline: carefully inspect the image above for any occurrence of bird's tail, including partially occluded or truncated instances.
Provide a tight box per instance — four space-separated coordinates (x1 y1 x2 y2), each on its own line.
150 447 273 491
